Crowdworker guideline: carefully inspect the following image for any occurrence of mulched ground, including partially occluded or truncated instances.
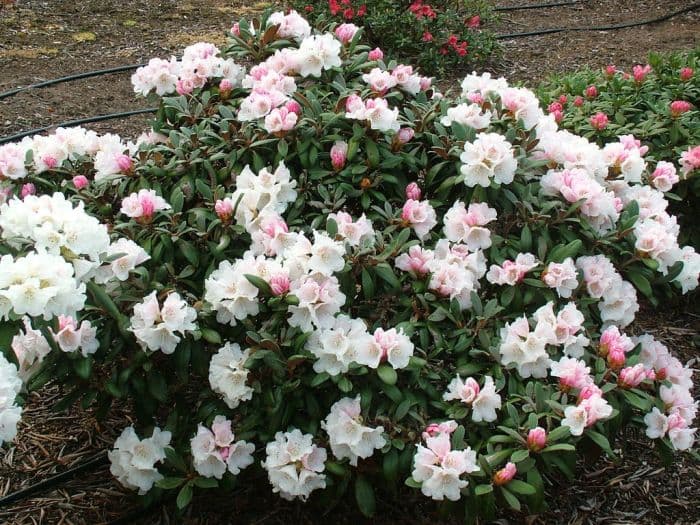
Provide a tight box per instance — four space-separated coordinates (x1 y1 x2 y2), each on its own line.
0 0 699 523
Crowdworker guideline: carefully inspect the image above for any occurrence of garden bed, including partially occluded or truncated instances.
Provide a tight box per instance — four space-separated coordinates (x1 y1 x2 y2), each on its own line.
0 1 698 524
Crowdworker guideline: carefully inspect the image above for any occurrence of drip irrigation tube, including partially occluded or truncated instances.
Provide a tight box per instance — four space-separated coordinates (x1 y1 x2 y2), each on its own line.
497 2 700 39
0 63 146 101
0 452 107 507
0 108 158 145
495 1 579 12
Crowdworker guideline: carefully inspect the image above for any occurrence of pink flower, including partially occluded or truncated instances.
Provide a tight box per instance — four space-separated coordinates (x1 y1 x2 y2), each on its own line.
573 96 584 107
116 154 133 172
231 23 241 36
368 47 383 61
405 182 421 200
605 64 616 77
401 199 437 240
264 107 297 134
493 462 516 485
419 77 432 91
618 363 648 388
72 175 89 189
599 326 634 357
269 274 291 296
467 92 484 105
650 161 679 192
548 102 563 114
285 100 302 115
550 356 591 391
215 198 234 222
670 100 692 117
120 189 171 223
486 253 538 286
527 427 547 451
422 32 433 42
590 112 609 130
559 95 568 105
219 78 233 92
176 78 194 95
397 127 414 144
679 145 700 177
585 85 598 99
395 245 433 275
467 15 481 28
20 183 35 199
607 349 626 370
422 421 457 440
632 64 652 83
680 67 694 81
330 140 348 171
335 23 359 44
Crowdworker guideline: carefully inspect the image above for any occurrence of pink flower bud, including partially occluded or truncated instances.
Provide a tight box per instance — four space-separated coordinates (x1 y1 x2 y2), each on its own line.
335 23 359 44
72 175 89 190
466 92 484 105
632 64 652 83
422 31 433 42
330 140 348 171
605 64 616 77
670 100 692 117
176 78 194 95
20 183 35 199
219 79 233 92
590 112 609 130
405 182 421 200
527 427 547 451
618 364 648 388
215 199 234 222
607 349 626 370
680 67 694 81
547 102 563 114
116 154 133 172
493 462 517 486
552 109 564 123
269 274 290 296
368 47 383 61
397 127 414 144
558 94 568 105
285 100 302 115
467 15 481 28
419 76 432 91
231 23 241 36
585 85 598 99
573 96 584 107
42 155 58 170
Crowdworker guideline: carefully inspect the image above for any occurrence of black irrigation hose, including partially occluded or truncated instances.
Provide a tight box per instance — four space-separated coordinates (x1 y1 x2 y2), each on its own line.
0 452 107 507
497 2 700 39
0 63 146 101
495 1 579 11
0 108 158 145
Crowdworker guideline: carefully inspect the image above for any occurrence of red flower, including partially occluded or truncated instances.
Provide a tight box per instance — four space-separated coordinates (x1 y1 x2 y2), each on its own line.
357 4 366 16
422 31 433 42
467 15 480 28
329 0 340 15
447 34 458 45
304 5 313 12
343 7 354 19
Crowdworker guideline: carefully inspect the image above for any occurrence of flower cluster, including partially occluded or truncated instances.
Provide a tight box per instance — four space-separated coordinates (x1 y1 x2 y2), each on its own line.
322 396 386 465
0 354 22 446
108 426 172 494
190 416 255 478
129 291 197 354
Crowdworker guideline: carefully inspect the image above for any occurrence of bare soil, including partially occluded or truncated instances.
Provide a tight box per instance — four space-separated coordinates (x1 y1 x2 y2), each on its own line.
0 0 699 524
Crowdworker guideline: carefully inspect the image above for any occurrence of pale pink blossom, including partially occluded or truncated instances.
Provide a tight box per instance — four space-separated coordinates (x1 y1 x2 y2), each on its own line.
650 161 679 192
397 127 414 144
20 183 35 199
334 23 359 43
264 107 297 134
395 245 434 275
590 112 608 130
401 199 437 240
72 175 89 190
330 141 348 171
493 462 516 485
405 182 421 200
486 253 538 285
215 198 234 222
269 274 291 296
679 145 700 177
550 357 591 391
527 427 547 451
120 189 171 223
368 47 383 61
618 363 649 388
632 64 652 83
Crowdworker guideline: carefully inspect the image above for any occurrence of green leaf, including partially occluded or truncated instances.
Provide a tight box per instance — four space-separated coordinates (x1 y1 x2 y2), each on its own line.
508 480 536 495
405 477 422 489
501 486 521 511
176 482 193 509
200 328 222 345
245 274 273 295
626 270 653 299
165 447 188 472
355 475 376 517
474 484 493 496
547 425 571 442
510 449 530 463
155 477 186 490
585 429 616 457
541 443 576 453
383 449 399 483
374 263 401 290
377 364 398 385
194 476 219 488
87 282 125 325
74 357 92 380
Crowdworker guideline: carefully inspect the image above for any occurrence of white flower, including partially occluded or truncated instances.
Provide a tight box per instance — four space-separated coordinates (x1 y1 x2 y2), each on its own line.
441 103 491 130
108 426 171 494
443 375 501 423
0 353 23 446
498 316 554 378
561 405 588 436
261 429 327 500
129 291 197 354
442 201 497 250
288 273 346 332
93 238 150 284
209 343 254 409
11 317 51 383
322 396 386 466
190 415 255 479
644 408 668 439
294 33 342 77
306 315 375 374
460 133 517 187
307 231 346 275
373 327 414 369
412 427 480 501
542 258 579 298
52 315 99 357
204 257 262 326
327 211 374 247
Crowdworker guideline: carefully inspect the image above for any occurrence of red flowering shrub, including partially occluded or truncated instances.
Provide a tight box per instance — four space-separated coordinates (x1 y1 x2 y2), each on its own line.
290 0 498 75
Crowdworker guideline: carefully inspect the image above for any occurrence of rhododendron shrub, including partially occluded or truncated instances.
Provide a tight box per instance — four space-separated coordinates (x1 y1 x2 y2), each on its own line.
538 50 700 248
290 0 498 75
0 11 697 520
